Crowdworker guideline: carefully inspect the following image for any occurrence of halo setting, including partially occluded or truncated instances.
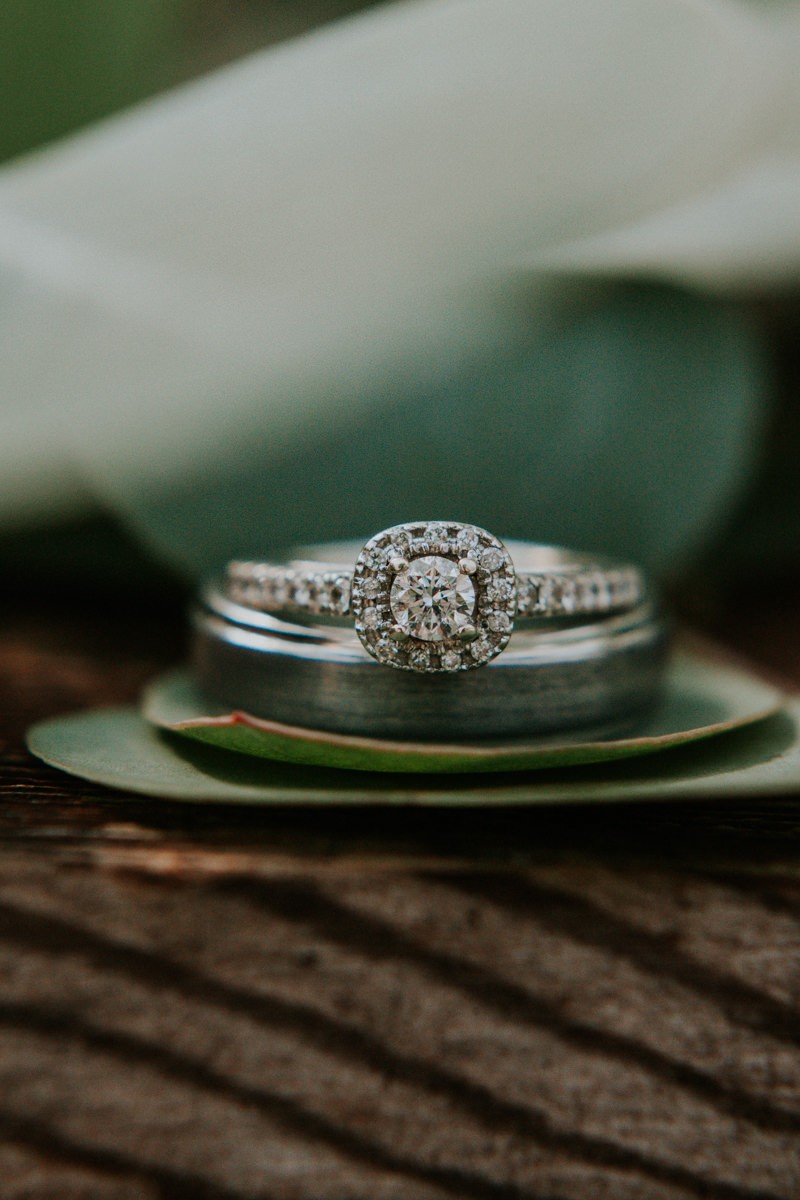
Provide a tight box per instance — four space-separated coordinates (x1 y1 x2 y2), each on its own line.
351 522 517 671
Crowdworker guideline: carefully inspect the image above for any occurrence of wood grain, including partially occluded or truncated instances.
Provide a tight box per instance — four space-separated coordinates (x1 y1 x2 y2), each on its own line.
1 588 799 1199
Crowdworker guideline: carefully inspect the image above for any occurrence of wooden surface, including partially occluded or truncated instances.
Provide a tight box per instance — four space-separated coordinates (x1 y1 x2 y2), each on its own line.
1 586 799 1200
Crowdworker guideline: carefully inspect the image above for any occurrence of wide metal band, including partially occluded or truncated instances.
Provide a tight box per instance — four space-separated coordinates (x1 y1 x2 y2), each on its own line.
193 580 669 740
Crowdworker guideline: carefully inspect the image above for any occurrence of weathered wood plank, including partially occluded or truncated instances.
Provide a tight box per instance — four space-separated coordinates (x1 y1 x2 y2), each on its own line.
1 592 799 1198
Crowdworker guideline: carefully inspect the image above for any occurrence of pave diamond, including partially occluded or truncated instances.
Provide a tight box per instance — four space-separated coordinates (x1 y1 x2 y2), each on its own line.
425 523 449 543
330 575 351 614
487 611 511 633
480 547 504 572
469 635 493 659
486 578 513 602
408 644 431 669
390 556 476 643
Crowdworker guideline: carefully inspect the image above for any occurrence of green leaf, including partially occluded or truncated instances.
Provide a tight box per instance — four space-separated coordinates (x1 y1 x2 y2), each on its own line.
27 642 791 801
0 2 180 164
25 699 799 807
140 647 783 774
105 285 766 578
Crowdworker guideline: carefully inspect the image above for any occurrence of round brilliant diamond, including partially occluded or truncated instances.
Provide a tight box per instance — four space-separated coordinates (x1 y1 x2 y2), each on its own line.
390 556 476 643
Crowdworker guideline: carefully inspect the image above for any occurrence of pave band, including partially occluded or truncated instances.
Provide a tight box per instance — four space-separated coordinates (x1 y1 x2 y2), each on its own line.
226 555 643 622
194 581 667 739
224 522 647 675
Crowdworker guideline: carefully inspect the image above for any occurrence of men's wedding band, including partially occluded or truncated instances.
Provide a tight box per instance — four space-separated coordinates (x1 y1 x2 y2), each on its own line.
195 580 667 740
225 521 647 675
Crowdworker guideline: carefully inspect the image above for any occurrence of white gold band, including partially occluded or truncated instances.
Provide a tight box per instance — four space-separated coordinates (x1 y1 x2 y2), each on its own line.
224 523 649 675
226 558 644 621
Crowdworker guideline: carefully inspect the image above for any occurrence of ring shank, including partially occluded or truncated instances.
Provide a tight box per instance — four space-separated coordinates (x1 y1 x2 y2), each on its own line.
226 540 646 624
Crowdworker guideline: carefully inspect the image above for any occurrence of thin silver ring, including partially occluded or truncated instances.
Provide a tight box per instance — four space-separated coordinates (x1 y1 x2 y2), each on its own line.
194 579 668 740
225 522 647 675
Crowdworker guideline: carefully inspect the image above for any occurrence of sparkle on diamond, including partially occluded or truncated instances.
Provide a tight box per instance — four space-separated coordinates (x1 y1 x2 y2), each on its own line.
390 555 476 642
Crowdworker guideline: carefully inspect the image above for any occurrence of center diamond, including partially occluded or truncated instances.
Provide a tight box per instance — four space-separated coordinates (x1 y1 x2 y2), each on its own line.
390 555 476 642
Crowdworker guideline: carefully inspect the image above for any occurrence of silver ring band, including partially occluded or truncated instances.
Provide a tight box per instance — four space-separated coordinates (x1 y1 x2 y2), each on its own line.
193 580 668 740
227 544 645 622
224 523 647 676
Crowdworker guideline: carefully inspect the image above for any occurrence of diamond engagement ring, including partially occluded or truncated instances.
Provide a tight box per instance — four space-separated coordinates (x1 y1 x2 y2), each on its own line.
225 521 646 674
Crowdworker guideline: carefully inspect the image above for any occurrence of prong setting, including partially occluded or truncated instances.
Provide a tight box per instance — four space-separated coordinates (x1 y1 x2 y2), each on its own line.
458 557 478 576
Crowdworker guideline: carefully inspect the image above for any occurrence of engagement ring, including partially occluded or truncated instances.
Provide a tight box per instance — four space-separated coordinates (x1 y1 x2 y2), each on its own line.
225 521 646 674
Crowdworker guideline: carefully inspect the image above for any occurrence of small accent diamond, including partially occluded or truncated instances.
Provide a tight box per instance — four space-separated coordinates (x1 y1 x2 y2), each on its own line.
409 645 430 669
610 574 627 606
480 547 504 572
425 523 449 543
487 611 511 633
362 606 381 628
331 576 350 614
271 579 289 606
592 576 612 608
486 578 513 602
441 650 462 671
470 635 493 659
517 579 539 615
559 580 578 613
534 577 556 613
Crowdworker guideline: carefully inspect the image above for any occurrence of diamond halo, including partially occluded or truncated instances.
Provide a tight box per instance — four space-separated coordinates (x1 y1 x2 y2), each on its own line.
351 522 517 672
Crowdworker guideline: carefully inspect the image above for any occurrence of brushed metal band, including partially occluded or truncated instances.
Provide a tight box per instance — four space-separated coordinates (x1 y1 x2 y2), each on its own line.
193 580 669 740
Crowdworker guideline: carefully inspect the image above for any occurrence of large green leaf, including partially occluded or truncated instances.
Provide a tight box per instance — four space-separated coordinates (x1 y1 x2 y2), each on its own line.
141 648 783 774
0 2 180 165
112 284 767 578
27 642 793 801
25 699 799 807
